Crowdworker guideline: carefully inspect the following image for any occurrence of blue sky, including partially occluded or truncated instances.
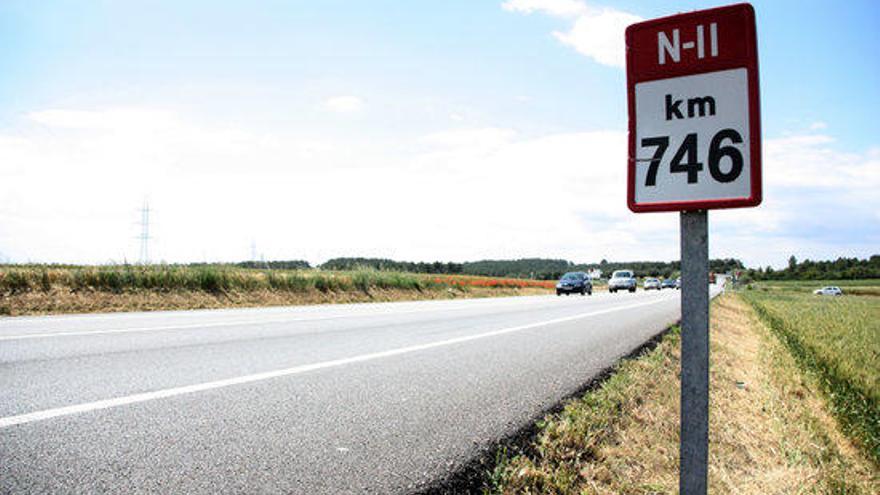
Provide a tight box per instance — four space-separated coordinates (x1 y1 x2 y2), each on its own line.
1 1 878 268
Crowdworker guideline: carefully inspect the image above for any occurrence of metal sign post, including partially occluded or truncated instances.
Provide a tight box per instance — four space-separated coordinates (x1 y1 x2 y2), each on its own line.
625 4 761 494
679 210 709 493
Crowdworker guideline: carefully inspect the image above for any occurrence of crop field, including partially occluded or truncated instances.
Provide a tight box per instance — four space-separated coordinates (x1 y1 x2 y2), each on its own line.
749 279 880 296
0 264 559 293
0 264 557 315
741 286 880 464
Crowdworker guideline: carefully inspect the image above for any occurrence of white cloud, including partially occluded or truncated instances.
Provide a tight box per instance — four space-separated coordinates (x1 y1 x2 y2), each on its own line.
419 127 517 148
1 106 877 269
502 0 587 17
552 8 642 68
809 121 828 131
503 1 642 68
763 134 879 189
0 107 666 265
712 133 880 267
28 108 182 130
323 95 364 113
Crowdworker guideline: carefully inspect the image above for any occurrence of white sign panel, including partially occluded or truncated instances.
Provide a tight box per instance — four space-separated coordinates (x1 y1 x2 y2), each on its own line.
634 68 751 204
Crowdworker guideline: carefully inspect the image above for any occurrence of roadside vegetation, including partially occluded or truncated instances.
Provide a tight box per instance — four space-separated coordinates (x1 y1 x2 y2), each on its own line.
0 264 556 316
745 278 880 297
484 293 878 494
742 285 880 465
745 254 880 281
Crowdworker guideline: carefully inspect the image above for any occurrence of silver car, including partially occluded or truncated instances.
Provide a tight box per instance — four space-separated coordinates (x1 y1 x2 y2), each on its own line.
813 286 842 296
608 270 637 293
643 277 661 290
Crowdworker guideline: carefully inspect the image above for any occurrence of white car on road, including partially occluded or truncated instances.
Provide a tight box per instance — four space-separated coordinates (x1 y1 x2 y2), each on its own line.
813 286 842 296
608 270 637 293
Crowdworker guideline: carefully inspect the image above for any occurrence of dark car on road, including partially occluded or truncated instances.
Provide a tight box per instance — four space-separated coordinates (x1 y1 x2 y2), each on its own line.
661 278 677 289
556 272 592 296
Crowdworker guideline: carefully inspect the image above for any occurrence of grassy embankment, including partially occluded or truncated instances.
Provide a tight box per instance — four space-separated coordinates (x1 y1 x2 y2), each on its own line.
741 282 879 465
484 290 878 494
0 265 557 316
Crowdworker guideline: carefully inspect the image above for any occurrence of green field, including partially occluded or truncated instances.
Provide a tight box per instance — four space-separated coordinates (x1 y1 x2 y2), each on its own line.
748 279 880 296
741 285 880 464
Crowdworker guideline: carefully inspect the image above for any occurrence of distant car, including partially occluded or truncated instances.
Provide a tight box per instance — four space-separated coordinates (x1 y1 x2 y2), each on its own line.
556 272 592 296
643 277 661 290
661 278 676 289
675 277 681 289
813 286 842 296
608 270 637 293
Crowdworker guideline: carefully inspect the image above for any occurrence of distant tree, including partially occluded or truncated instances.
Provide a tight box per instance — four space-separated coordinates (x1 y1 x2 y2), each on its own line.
234 260 311 270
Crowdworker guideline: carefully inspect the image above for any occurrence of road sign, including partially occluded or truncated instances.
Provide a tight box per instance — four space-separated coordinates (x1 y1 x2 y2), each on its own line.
624 4 761 494
626 3 760 213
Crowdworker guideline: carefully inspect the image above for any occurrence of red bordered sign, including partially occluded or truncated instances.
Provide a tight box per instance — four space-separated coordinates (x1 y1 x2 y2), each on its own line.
626 3 761 212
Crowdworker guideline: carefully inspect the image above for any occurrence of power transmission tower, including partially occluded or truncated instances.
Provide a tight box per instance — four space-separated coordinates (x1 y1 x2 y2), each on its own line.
138 200 151 264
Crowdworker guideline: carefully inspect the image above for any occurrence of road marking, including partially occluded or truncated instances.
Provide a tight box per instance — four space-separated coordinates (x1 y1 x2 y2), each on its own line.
1 293 564 326
0 300 531 340
0 292 660 341
0 297 674 428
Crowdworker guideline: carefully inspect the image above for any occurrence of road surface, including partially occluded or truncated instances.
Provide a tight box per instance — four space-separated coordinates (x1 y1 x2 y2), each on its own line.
0 288 709 493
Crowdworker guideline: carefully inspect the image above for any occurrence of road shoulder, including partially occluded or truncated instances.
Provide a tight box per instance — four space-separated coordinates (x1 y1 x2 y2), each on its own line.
482 293 879 494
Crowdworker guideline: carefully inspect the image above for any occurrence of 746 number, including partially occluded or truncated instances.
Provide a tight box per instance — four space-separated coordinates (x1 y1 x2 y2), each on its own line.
641 128 743 187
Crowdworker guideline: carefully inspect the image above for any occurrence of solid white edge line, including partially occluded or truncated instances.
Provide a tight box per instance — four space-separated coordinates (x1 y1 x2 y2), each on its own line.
0 294 551 325
0 296 674 429
0 300 534 340
0 292 656 341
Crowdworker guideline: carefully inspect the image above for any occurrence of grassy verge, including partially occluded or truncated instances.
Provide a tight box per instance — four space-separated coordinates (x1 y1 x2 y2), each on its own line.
746 279 880 297
484 294 878 494
0 265 555 316
741 288 879 465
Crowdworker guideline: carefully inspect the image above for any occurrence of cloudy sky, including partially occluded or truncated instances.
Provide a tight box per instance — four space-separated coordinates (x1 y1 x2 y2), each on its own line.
2 0 878 268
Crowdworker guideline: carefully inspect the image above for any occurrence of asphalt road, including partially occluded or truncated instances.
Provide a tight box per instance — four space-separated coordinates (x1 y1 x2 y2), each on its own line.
0 288 711 494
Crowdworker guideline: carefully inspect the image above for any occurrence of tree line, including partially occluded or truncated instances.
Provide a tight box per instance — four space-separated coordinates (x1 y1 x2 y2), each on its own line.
747 255 880 280
235 260 311 270
316 257 745 280
319 257 464 274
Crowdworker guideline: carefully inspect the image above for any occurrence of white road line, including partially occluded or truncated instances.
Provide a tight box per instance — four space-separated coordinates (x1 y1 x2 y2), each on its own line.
0 292 657 341
0 297 673 428
0 294 563 325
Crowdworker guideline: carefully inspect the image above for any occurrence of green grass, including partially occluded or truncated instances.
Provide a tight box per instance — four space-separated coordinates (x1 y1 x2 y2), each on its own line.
484 327 681 494
741 287 880 464
750 279 880 296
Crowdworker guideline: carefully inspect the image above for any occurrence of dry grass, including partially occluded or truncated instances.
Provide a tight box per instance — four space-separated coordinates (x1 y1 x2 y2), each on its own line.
486 294 879 494
0 265 560 316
